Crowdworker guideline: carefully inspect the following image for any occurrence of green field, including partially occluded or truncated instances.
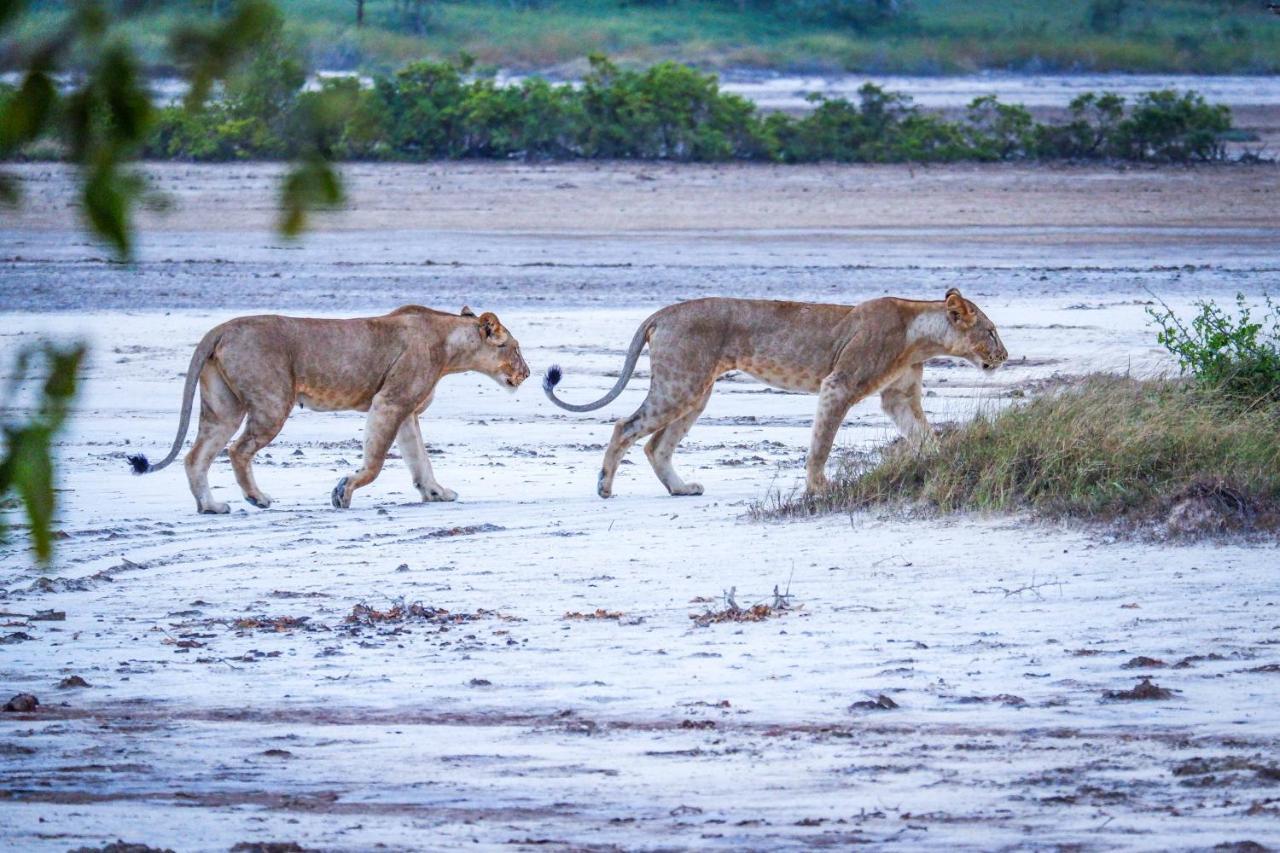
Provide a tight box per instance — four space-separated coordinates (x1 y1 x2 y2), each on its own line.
9 0 1280 74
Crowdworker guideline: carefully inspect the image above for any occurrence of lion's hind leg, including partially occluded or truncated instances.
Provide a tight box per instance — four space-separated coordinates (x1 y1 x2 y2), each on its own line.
598 351 717 498
644 384 712 496
185 367 245 515
228 396 292 509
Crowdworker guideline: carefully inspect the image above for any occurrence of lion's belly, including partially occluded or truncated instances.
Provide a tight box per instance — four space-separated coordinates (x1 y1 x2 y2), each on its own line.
296 389 371 413
736 357 825 394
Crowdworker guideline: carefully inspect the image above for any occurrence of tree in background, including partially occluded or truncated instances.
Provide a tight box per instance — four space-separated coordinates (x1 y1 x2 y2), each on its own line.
1087 0 1129 33
738 0 910 28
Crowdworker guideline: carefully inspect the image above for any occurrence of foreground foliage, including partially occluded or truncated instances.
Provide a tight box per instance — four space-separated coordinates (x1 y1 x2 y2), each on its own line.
0 344 85 562
764 375 1280 527
0 0 337 563
130 55 1236 163
0 0 343 257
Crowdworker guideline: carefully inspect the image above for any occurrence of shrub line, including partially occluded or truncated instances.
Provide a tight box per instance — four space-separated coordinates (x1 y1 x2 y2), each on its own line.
12 50 1234 165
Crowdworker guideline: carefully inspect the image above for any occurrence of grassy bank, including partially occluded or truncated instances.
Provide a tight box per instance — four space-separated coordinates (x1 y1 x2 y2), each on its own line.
761 375 1280 532
8 0 1280 74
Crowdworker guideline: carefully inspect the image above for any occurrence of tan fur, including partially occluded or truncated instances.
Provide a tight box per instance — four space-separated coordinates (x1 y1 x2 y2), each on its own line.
135 306 529 513
544 289 1007 497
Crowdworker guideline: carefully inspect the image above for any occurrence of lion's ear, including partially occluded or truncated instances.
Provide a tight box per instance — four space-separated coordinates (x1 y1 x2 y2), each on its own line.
460 306 476 317
478 311 503 338
945 290 974 326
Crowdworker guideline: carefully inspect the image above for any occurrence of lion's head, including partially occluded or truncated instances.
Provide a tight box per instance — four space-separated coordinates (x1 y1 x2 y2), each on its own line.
462 306 530 390
944 288 1008 372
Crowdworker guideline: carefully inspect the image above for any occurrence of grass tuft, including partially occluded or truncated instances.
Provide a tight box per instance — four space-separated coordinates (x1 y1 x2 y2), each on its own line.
759 374 1280 530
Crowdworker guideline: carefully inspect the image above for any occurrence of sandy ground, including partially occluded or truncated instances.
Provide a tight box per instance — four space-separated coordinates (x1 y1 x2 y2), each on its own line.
1 162 1279 851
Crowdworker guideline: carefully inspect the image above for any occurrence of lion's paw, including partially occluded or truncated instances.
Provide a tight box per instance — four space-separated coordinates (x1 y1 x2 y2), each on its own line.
425 487 458 502
331 477 351 509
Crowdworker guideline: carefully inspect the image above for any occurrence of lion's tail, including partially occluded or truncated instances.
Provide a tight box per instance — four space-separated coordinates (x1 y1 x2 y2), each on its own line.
127 327 223 475
543 315 655 413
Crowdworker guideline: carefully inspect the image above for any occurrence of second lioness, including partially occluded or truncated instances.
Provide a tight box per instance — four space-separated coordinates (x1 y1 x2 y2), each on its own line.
544 289 1007 498
129 306 530 513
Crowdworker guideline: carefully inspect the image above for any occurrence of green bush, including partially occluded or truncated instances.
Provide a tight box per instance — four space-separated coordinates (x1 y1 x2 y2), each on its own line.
964 95 1035 160
134 53 1238 165
374 58 470 158
1033 92 1126 159
143 19 309 160
1148 293 1280 404
578 56 766 160
1114 89 1231 162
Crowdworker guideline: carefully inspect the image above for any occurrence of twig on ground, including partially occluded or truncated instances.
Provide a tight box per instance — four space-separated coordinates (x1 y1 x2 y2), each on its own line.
978 571 1064 600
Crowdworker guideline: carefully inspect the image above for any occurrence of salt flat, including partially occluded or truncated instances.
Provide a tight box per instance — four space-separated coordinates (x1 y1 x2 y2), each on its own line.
1 162 1278 851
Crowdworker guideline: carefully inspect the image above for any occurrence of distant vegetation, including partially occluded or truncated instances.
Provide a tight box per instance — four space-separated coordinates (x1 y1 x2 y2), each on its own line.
120 55 1236 162
763 295 1280 535
6 0 1280 74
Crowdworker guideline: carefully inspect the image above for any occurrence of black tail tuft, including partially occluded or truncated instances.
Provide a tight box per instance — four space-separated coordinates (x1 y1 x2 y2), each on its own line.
127 454 150 475
543 365 562 393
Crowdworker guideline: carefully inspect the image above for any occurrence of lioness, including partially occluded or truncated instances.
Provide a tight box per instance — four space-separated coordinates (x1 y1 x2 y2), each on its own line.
544 289 1007 498
129 306 530 513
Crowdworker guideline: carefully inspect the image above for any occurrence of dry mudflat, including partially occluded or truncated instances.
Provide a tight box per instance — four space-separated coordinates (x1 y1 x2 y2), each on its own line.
1 162 1279 851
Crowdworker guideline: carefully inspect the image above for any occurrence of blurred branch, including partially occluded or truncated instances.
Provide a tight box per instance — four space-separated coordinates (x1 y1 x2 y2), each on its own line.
0 0 341 258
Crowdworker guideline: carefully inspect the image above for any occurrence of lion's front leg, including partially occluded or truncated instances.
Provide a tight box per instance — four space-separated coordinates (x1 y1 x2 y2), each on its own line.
880 364 934 447
396 414 457 503
332 397 410 509
807 371 876 494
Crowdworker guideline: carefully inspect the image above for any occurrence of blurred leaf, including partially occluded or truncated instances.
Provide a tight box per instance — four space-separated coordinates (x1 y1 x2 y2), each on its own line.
0 68 56 153
0 172 18 206
279 153 343 236
99 43 152 144
170 0 279 109
1 427 55 560
81 162 142 257
0 344 85 563
73 0 108 37
0 0 30 32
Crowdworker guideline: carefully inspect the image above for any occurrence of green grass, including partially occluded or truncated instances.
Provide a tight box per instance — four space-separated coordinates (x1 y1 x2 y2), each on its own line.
759 375 1280 529
8 0 1280 74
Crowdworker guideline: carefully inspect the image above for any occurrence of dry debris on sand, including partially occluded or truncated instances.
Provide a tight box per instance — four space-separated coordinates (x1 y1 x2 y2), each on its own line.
2 693 39 712
1103 678 1176 701
563 609 626 620
345 600 512 626
690 585 800 626
849 694 899 711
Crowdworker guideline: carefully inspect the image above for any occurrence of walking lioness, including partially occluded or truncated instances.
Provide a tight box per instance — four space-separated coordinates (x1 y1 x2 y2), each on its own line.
129 306 530 513
544 289 1007 497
